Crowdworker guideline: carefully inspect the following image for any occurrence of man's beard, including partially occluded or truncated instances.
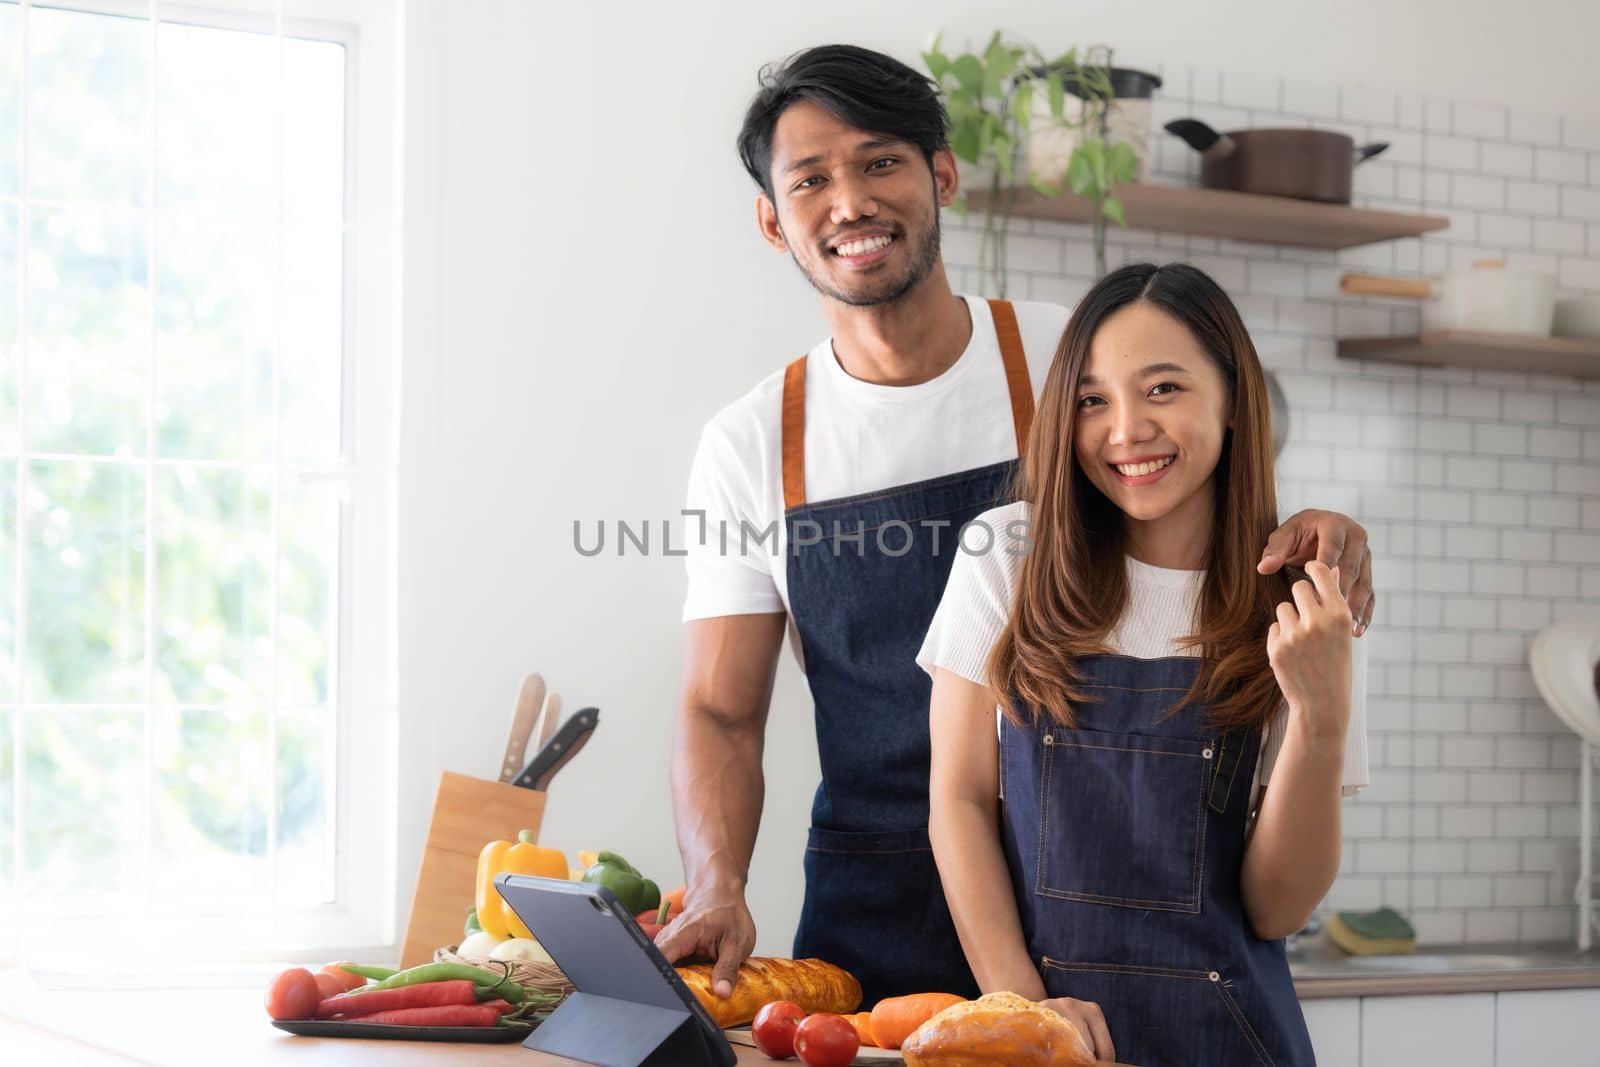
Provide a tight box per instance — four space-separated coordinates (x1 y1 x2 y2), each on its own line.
789 211 942 308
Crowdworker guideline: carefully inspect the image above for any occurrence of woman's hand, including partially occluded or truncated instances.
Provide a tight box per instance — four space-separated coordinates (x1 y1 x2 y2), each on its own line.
1258 509 1374 636
1040 996 1116 1062
1266 560 1354 740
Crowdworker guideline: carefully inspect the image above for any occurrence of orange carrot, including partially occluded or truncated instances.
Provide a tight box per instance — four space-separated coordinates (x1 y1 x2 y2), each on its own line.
849 1011 878 1047
868 993 966 1050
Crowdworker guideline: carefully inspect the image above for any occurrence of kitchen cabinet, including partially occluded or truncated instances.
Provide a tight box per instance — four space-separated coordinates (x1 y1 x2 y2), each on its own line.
1300 988 1600 1065
1359 993 1496 1067
1301 998 1361 1067
1495 988 1600 1067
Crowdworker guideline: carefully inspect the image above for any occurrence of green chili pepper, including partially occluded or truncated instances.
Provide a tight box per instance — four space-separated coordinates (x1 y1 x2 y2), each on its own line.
464 906 483 937
339 963 397 981
353 961 529 1004
581 850 661 915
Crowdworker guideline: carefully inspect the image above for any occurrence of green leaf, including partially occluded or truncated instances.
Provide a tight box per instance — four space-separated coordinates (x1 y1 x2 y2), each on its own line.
922 49 948 81
1107 143 1139 186
994 134 1014 179
1013 81 1033 130
950 120 981 163
977 112 995 158
1066 149 1096 197
1048 47 1078 69
1046 70 1066 120
949 193 970 218
1102 195 1126 226
951 55 984 95
1029 173 1061 198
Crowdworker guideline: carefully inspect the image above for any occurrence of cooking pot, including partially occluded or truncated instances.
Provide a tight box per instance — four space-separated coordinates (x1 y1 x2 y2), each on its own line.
1553 296 1600 340
1165 118 1388 203
1340 261 1556 335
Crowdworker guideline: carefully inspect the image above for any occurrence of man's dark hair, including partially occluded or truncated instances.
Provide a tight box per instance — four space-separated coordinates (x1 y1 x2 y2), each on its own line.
736 44 949 200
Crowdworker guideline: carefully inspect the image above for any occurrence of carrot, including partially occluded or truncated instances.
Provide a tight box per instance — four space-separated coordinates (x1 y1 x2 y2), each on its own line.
353 1003 506 1027
868 993 966 1050
317 979 480 1019
849 1011 878 1047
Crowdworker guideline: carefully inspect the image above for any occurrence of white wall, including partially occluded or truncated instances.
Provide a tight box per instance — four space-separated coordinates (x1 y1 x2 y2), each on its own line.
395 0 1600 955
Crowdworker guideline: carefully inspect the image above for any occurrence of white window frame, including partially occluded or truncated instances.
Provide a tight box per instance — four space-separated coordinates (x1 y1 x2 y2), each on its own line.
3 0 401 962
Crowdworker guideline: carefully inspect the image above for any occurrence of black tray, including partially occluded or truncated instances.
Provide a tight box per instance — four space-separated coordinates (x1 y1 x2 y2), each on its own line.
272 1018 536 1043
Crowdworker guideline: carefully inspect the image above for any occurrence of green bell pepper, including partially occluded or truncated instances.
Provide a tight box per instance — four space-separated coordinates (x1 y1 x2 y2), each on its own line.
582 850 661 914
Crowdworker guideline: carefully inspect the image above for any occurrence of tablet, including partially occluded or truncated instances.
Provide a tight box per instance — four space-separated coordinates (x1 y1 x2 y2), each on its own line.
496 873 736 1067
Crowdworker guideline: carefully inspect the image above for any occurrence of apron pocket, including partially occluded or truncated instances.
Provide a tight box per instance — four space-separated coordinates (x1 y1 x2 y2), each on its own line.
1036 728 1210 912
1041 958 1277 1067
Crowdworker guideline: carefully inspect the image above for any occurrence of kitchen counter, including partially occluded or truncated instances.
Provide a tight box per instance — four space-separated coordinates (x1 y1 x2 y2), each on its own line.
0 969 1138 1066
1290 941 1600 999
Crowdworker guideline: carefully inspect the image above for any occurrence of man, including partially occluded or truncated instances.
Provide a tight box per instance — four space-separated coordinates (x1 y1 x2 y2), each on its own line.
656 44 1374 1007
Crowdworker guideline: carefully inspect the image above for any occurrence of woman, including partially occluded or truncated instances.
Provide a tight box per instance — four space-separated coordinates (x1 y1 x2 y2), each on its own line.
918 263 1368 1065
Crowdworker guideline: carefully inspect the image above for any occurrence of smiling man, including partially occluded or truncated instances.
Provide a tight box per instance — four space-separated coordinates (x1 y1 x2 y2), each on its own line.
656 44 1377 1007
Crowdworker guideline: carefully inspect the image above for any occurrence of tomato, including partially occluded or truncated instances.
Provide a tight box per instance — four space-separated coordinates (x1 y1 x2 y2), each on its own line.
752 1000 807 1059
319 963 367 993
312 972 346 1000
264 967 322 1021
794 1013 860 1067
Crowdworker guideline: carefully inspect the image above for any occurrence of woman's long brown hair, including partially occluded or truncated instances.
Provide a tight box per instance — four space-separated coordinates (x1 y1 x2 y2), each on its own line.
986 262 1293 731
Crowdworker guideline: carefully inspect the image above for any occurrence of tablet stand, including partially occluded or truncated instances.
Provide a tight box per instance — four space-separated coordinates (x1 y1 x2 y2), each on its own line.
524 991 723 1067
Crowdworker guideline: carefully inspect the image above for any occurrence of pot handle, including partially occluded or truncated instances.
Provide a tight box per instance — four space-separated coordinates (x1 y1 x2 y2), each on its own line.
1353 142 1390 164
1163 118 1236 158
1340 272 1432 299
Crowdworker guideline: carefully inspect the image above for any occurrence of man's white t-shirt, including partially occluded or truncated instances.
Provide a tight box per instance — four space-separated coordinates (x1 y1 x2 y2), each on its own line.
681 295 1070 622
915 501 1371 811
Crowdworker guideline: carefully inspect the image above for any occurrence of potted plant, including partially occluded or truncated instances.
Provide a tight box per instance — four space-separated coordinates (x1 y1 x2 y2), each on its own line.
923 34 1146 291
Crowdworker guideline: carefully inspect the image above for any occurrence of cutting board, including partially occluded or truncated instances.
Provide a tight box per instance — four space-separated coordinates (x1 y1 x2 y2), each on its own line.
726 1028 1140 1066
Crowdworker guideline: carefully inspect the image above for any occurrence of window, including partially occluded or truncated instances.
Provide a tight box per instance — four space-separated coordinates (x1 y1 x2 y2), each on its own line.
0 0 399 959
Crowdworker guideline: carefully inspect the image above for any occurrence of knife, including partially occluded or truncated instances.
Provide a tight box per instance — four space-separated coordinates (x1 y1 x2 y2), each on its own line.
498 673 547 783
535 690 562 753
512 706 600 791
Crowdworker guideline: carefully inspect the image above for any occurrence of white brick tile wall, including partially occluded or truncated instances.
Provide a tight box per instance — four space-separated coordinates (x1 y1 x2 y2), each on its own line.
945 65 1600 948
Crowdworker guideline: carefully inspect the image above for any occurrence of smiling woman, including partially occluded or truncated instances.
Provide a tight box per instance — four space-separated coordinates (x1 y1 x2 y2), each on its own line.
0 0 402 962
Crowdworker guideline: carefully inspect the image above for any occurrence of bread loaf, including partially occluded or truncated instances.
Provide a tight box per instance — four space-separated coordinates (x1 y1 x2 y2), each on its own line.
900 991 1096 1067
675 957 862 1028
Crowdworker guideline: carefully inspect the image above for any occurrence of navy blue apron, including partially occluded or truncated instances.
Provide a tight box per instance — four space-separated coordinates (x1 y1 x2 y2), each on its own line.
782 299 1035 1007
1000 654 1316 1066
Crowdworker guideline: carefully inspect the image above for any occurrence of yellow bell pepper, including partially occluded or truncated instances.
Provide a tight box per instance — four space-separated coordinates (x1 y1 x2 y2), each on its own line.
475 830 568 940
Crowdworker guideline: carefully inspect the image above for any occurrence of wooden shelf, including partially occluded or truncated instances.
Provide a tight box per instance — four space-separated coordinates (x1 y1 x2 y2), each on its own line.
1338 331 1600 378
967 183 1448 250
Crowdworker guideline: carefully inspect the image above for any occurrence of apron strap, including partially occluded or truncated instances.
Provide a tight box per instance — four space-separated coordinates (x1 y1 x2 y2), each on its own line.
988 299 1036 459
780 301 1036 510
781 355 808 511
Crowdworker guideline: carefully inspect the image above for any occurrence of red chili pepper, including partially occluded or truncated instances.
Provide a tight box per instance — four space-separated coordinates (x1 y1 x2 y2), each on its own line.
354 1003 508 1027
316 979 479 1019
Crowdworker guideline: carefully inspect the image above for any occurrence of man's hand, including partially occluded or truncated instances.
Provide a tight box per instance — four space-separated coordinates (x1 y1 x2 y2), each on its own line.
1258 509 1374 636
654 881 757 999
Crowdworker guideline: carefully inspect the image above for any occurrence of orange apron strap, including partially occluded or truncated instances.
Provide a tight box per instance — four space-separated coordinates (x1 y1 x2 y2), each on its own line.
781 355 808 511
988 298 1035 458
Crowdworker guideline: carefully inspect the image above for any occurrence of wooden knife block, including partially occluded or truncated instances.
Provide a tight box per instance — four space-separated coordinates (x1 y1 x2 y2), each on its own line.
400 770 550 967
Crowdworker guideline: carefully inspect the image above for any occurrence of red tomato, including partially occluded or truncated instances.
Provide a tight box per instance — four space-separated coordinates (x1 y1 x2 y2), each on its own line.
752 1000 807 1059
312 972 346 1000
794 1013 860 1067
264 968 322 1020
319 963 367 993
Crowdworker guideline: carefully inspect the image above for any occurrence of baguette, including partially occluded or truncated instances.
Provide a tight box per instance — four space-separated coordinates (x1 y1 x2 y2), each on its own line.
675 957 862 1028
